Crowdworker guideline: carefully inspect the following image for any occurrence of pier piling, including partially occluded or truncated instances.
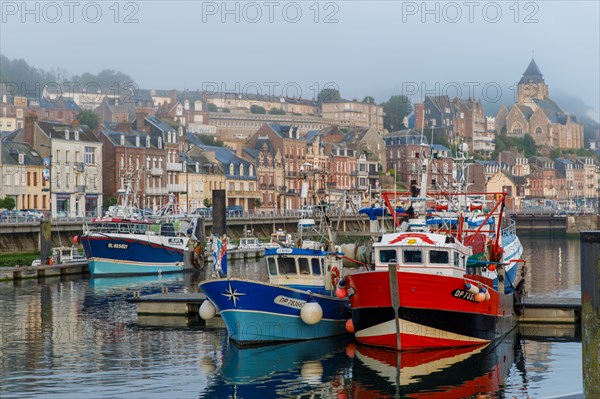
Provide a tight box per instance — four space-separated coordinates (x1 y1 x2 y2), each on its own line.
580 231 600 399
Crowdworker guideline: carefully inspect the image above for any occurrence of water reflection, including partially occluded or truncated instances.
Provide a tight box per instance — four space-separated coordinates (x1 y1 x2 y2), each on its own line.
351 330 516 398
200 336 353 398
519 234 580 298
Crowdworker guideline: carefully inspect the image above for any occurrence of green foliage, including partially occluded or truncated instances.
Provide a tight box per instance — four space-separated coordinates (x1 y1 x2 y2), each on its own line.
382 95 412 132
268 108 286 115
424 128 450 148
0 54 134 95
362 96 375 104
522 134 537 157
222 107 231 113
250 105 266 114
76 109 99 130
207 103 218 112
0 197 16 210
198 134 224 147
0 251 39 267
203 198 212 208
102 197 117 209
493 134 537 157
317 88 341 104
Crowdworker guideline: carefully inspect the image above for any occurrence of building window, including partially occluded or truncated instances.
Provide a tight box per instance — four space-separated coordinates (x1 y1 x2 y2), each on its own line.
84 147 95 164
535 127 542 135
512 123 523 135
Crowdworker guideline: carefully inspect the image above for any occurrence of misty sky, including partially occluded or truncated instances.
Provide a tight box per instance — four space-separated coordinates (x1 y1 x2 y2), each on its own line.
1 1 599 119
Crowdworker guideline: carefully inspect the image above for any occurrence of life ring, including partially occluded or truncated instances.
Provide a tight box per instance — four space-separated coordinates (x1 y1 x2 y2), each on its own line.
331 266 340 287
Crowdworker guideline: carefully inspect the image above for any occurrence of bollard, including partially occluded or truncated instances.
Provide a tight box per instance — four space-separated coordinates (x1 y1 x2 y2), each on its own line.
580 231 600 399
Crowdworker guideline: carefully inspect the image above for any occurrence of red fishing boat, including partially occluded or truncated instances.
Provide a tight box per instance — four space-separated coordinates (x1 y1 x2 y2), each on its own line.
343 145 525 350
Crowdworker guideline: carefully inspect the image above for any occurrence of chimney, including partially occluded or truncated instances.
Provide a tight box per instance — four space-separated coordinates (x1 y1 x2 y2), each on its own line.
136 110 146 132
116 121 131 133
24 113 38 146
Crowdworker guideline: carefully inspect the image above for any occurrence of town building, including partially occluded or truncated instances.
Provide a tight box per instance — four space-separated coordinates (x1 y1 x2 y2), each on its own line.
496 59 584 149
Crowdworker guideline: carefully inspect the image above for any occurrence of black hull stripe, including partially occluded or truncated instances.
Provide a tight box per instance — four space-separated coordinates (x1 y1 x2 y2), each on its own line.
353 306 514 341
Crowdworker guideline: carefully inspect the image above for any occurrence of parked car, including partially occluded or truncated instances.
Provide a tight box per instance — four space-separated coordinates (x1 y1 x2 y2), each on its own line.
226 205 244 217
21 209 44 219
193 207 213 217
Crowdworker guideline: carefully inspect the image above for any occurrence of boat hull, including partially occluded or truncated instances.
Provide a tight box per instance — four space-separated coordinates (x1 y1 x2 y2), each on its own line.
80 235 187 276
200 278 351 345
345 270 516 350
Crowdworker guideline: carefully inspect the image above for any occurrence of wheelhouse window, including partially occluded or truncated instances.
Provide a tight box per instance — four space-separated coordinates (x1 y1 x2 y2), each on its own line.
429 250 449 264
278 257 297 275
311 258 321 275
403 250 422 264
379 249 397 263
267 257 277 275
298 258 310 274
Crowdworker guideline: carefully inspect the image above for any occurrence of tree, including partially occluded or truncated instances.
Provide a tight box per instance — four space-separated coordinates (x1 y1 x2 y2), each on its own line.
362 96 375 104
382 95 412 132
222 107 231 113
250 105 266 114
198 134 224 147
76 109 99 130
317 88 341 104
203 198 212 208
103 197 117 210
268 108 286 115
0 197 16 210
523 134 537 157
207 103 218 112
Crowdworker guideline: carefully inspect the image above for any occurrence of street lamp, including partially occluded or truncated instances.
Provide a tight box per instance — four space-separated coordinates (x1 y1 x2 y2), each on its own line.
41 143 52 219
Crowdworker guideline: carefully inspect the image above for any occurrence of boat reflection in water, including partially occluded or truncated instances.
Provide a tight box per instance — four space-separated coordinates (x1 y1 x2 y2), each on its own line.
200 336 353 399
351 329 516 398
88 273 185 293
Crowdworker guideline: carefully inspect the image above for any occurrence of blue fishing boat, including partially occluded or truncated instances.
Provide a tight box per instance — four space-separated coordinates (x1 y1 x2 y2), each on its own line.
79 216 190 276
199 236 352 345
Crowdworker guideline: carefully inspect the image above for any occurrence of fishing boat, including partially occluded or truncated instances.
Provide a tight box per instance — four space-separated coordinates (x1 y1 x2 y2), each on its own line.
344 143 526 350
79 214 190 276
199 219 352 346
78 175 193 277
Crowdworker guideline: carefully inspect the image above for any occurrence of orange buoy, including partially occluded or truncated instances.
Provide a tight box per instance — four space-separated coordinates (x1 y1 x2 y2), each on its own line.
73 235 79 244
345 318 355 333
345 342 356 358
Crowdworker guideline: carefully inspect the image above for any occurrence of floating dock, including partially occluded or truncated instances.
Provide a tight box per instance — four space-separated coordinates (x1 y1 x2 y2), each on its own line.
0 261 89 281
520 296 581 323
126 291 208 315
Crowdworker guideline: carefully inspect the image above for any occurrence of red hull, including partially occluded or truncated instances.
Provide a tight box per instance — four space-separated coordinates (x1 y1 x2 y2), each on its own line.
345 270 515 350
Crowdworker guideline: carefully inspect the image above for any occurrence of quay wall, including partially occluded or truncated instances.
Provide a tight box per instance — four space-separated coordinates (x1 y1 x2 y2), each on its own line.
1 214 597 254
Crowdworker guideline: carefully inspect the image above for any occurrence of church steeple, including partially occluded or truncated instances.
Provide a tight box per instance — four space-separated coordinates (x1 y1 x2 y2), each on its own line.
517 58 548 103
519 58 544 84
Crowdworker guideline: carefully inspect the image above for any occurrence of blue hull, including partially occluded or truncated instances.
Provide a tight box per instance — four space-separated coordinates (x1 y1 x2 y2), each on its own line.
80 235 185 276
200 279 351 345
89 258 184 276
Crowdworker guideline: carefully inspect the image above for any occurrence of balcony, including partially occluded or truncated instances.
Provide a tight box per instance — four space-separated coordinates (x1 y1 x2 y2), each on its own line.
73 162 84 172
167 183 185 192
75 185 86 193
167 162 184 172
150 167 164 176
147 187 168 196
228 190 261 198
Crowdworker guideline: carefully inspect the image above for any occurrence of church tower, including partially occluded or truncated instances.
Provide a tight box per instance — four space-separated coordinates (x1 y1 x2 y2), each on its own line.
517 58 549 104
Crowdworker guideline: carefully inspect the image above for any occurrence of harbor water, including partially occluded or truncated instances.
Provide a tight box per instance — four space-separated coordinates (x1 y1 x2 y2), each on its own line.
0 235 583 398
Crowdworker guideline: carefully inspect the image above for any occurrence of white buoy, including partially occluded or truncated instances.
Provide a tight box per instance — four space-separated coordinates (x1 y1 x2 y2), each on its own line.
300 301 323 325
199 300 216 320
465 283 479 294
300 360 323 385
